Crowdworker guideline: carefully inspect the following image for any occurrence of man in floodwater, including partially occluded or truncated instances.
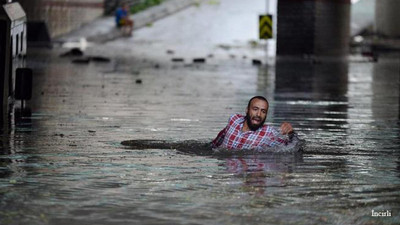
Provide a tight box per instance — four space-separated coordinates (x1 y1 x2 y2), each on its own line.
212 96 294 150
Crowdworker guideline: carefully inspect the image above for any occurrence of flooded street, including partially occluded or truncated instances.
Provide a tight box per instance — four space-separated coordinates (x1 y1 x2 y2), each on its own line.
1 0 400 224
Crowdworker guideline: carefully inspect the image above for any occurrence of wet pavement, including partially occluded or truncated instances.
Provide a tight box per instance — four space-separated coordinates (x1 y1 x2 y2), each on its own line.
1 0 400 224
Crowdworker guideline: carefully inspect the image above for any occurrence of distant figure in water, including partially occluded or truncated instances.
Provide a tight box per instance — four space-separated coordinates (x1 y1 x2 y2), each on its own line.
115 3 134 36
212 96 294 150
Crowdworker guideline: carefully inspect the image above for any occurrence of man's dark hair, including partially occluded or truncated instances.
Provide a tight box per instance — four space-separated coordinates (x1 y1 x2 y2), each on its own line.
247 96 269 109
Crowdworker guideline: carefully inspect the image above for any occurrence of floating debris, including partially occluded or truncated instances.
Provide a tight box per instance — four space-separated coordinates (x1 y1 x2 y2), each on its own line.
218 44 231 50
131 70 140 75
136 79 142 84
90 56 111 62
172 58 184 62
166 50 175 54
72 57 90 64
60 47 83 57
193 58 206 63
252 59 262 66
248 40 259 48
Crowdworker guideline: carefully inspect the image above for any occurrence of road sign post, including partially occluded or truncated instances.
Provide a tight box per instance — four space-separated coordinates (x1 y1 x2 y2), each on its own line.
259 14 273 40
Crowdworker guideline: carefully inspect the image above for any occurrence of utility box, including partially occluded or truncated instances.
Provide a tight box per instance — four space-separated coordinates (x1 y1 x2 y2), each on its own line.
0 2 30 115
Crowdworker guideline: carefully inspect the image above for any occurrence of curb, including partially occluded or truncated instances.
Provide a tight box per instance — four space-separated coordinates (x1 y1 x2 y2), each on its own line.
57 0 199 44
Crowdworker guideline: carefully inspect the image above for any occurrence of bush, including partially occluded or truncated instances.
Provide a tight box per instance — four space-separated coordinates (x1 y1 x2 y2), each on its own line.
131 0 163 14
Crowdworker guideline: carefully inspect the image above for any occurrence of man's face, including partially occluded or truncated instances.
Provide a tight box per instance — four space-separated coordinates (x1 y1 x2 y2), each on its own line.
245 98 268 131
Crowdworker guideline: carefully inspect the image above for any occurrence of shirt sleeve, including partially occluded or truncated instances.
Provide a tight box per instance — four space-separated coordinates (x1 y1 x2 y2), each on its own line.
211 114 237 148
261 126 289 148
211 126 227 148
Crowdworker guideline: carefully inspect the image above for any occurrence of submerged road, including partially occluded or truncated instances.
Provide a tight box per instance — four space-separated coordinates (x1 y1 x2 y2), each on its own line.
1 0 400 224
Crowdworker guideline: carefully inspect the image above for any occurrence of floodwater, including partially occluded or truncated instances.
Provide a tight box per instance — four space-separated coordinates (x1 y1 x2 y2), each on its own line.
1 0 400 224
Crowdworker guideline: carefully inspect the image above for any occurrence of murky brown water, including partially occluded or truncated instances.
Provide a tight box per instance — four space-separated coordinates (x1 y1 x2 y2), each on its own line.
1 0 400 223
0 46 399 224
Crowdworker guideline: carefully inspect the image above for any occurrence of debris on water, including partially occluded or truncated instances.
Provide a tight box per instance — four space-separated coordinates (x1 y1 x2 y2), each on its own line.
229 54 236 58
154 64 160 69
207 54 214 58
252 59 262 66
172 58 184 62
90 56 111 62
88 130 96 133
72 57 90 64
71 56 110 64
60 47 83 57
361 51 378 62
131 70 140 75
218 44 231 50
166 50 175 54
9 179 17 184
248 40 258 48
193 58 206 63
136 79 142 84
242 55 247 59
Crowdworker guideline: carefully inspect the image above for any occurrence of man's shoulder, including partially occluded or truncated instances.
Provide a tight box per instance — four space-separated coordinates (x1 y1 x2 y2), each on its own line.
228 114 244 123
259 124 278 133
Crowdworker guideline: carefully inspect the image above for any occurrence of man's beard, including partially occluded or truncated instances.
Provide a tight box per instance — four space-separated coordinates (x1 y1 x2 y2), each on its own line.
245 113 266 131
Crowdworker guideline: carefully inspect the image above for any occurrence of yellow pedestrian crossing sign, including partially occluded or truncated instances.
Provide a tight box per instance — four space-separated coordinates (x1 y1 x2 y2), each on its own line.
259 14 273 39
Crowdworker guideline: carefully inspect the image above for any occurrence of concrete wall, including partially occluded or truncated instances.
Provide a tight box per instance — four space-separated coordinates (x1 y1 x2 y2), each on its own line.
277 0 351 57
375 0 400 37
314 1 350 56
17 0 104 38
277 0 315 56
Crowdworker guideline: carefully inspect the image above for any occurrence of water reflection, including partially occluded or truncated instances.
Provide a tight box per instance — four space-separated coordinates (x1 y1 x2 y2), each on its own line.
274 60 349 124
15 107 32 132
0 106 33 179
372 57 399 121
222 154 303 196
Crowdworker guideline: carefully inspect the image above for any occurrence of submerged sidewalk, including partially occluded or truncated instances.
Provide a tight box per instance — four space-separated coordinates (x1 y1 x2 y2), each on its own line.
57 0 199 43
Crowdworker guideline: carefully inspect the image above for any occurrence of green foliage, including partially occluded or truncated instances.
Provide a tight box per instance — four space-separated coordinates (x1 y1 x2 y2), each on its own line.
131 0 163 14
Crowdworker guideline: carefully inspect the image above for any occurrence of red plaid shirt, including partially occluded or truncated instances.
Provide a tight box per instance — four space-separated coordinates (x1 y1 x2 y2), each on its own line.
212 114 288 150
